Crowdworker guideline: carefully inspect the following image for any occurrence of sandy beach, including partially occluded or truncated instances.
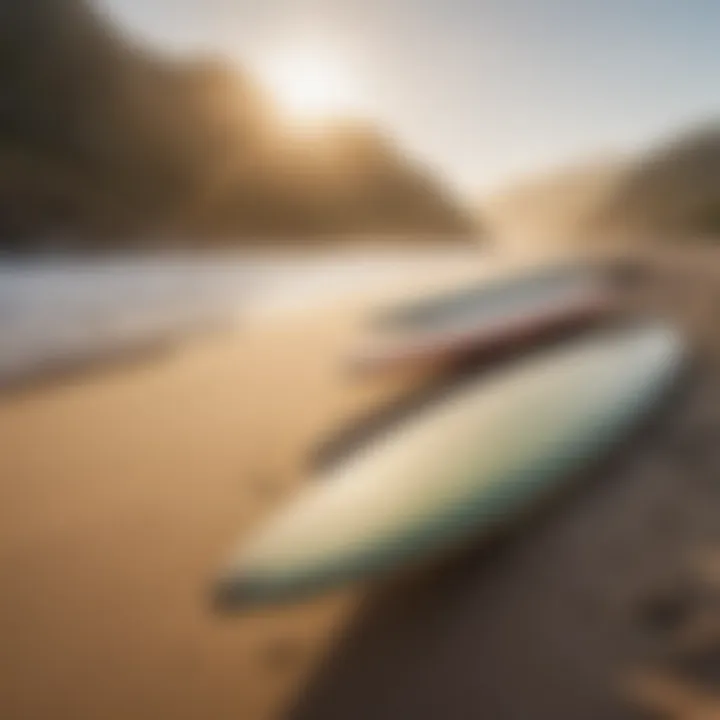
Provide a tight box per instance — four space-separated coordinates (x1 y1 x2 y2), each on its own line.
3 248 720 720
0 259 494 720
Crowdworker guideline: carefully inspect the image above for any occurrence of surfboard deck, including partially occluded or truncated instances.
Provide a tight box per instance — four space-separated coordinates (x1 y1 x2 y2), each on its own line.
215 323 685 610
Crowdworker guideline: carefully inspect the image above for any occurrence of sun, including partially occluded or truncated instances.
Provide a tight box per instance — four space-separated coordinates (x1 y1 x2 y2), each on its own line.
260 51 362 121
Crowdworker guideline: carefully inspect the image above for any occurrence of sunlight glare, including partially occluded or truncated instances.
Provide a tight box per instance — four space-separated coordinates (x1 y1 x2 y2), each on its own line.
261 51 362 121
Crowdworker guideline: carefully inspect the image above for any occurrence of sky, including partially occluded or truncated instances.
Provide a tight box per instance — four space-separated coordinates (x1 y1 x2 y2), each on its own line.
98 0 720 198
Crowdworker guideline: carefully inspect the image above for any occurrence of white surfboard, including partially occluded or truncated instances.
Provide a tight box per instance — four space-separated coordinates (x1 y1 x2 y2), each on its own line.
215 323 685 609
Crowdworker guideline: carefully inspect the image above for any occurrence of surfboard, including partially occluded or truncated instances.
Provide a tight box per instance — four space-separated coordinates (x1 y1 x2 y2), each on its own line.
215 323 685 610
352 263 615 371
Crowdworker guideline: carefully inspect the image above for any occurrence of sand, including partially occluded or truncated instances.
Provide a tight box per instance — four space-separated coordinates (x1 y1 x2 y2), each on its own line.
3 248 720 720
0 259 491 720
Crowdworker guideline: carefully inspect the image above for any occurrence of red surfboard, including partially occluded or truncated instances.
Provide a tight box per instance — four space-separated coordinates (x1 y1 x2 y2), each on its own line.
353 263 615 372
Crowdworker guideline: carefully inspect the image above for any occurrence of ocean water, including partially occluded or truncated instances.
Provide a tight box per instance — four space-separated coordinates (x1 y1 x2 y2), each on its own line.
0 250 481 387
